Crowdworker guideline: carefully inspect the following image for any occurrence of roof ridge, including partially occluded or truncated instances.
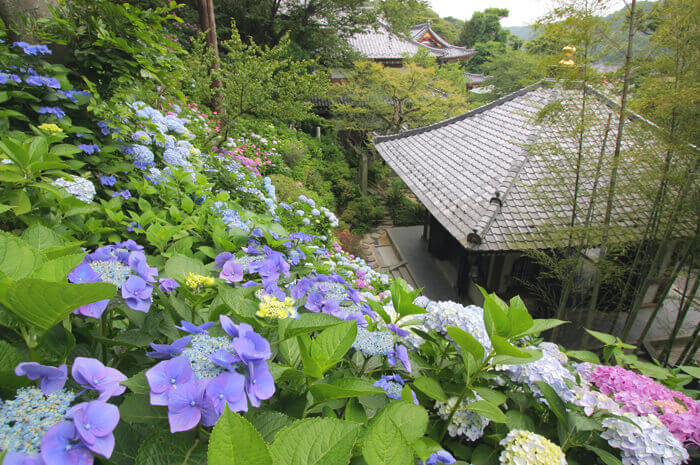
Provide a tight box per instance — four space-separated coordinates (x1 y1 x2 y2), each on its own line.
374 79 552 143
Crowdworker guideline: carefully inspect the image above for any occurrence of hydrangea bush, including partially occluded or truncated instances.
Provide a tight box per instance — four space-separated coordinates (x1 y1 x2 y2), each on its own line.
0 35 697 465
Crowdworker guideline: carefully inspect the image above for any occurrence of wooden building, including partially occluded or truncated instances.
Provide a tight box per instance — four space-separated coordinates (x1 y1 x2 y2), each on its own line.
346 21 474 66
373 80 686 320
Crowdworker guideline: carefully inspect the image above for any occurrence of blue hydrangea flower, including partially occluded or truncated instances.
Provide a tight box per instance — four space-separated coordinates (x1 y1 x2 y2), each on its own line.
146 316 275 432
78 144 100 154
131 144 154 164
37 106 65 119
13 42 52 55
0 360 124 464
68 241 157 317
352 327 395 356
99 175 116 186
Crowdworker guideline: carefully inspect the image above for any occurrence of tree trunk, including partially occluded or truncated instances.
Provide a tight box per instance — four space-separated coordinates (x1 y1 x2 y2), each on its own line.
197 0 222 113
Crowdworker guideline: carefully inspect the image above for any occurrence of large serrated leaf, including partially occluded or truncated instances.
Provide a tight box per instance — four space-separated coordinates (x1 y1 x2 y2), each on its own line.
465 400 507 423
362 401 428 465
244 410 295 443
5 279 115 331
21 224 64 250
412 376 447 402
208 407 272 465
270 417 359 465
135 430 206 465
119 393 168 424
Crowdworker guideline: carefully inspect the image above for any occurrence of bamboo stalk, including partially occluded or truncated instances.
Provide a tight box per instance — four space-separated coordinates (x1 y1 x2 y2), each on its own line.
661 268 698 366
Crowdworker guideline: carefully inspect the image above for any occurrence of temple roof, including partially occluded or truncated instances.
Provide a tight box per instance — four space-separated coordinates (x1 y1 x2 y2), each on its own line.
348 22 474 61
374 81 677 252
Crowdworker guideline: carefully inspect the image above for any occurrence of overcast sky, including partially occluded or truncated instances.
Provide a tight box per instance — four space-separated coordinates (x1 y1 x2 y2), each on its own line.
428 0 629 27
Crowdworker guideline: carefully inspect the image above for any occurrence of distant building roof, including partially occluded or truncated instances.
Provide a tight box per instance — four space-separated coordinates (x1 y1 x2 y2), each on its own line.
374 81 675 252
463 73 486 85
348 21 474 61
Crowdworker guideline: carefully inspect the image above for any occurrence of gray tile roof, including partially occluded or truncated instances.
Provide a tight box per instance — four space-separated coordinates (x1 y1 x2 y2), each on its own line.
374 81 670 252
348 22 473 60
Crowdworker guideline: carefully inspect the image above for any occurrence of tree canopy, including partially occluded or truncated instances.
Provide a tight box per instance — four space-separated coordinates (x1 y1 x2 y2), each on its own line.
458 8 511 48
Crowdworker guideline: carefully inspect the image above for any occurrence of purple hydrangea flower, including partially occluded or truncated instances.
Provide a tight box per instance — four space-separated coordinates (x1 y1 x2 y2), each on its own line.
158 278 180 293
78 144 100 154
220 260 244 283
204 372 247 416
146 355 194 406
99 175 116 186
175 320 215 334
67 401 119 458
387 323 409 337
244 359 275 408
388 344 412 373
112 190 131 200
167 380 205 433
13 41 51 55
121 276 153 313
425 450 456 465
14 362 68 395
147 336 192 359
37 106 65 119
71 357 126 401
40 422 93 465
374 374 418 404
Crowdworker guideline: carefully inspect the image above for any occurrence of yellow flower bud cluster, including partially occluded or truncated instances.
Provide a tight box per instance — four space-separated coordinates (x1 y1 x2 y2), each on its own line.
38 123 62 133
257 295 297 319
499 430 567 465
184 272 215 290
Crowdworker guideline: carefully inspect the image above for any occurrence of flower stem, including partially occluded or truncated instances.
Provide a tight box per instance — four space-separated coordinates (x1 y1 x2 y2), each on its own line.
439 384 470 442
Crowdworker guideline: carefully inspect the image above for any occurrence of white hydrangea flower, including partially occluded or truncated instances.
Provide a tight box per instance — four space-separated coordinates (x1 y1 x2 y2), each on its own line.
601 414 689 465
436 395 490 441
52 175 96 203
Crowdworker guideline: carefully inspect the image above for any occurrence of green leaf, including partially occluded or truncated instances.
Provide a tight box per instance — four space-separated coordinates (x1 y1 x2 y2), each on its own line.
514 318 568 338
464 400 507 423
21 224 64 250
482 294 511 337
508 296 533 336
412 376 447 402
278 312 344 341
122 370 149 395
119 393 168 424
164 254 206 281
269 418 360 465
472 387 506 406
344 397 368 423
362 401 428 465
181 195 194 213
447 326 485 362
208 407 272 465
0 232 42 280
217 285 259 323
0 340 25 390
505 410 535 431
310 378 383 403
244 410 295 443
566 350 600 364
49 144 82 156
365 298 391 324
680 365 700 379
135 430 206 465
4 279 115 331
535 381 569 431
411 437 442 462
299 321 357 378
491 335 533 358
470 444 499 465
585 328 617 345
583 445 623 465
31 253 84 281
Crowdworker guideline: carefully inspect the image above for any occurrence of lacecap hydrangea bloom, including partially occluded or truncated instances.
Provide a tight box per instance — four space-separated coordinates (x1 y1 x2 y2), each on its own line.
1 359 125 465
51 176 96 203
68 240 157 317
436 395 490 441
498 430 567 465
601 413 689 465
145 316 275 433
374 374 417 404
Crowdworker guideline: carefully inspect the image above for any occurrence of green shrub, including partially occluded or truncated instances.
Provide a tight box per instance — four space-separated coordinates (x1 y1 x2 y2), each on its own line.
341 195 385 234
269 174 323 205
278 138 307 169
391 197 425 226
